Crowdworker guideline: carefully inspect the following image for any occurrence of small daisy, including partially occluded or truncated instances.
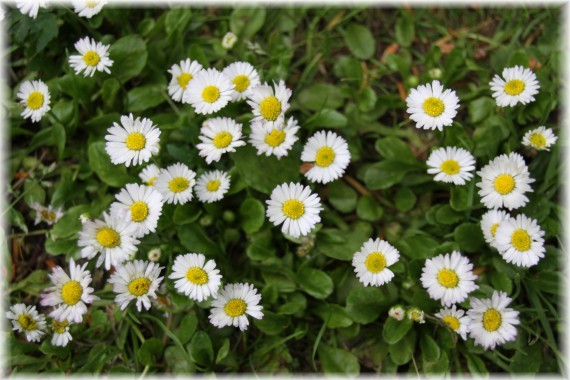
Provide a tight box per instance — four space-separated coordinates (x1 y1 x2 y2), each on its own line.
222 32 238 49
266 182 322 238
110 183 164 238
108 260 164 312
522 126 557 151
167 58 203 102
420 251 479 307
477 152 535 210
222 62 261 101
195 117 246 164
72 0 107 18
407 307 425 324
154 163 196 205
352 238 400 287
16 0 47 18
494 214 545 268
50 319 72 347
406 80 460 131
426 146 476 185
249 117 300 159
69 37 113 77
139 164 160 186
480 209 510 249
78 211 140 270
30 202 63 226
105 114 161 167
195 170 231 203
388 305 405 321
17 80 51 123
435 305 471 340
489 65 540 107
183 68 233 114
467 291 520 350
147 248 161 262
209 283 263 331
169 253 222 302
247 81 292 129
301 131 351 184
6 304 46 342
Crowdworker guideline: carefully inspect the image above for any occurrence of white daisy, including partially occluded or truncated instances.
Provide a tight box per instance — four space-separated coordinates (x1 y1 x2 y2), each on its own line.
489 65 540 107
50 319 72 347
249 117 300 159
301 130 351 184
110 183 164 238
266 182 322 238
435 305 471 340
195 117 246 164
78 211 140 270
467 291 520 350
494 214 545 268
476 152 535 210
6 304 46 342
17 80 51 123
167 58 203 102
105 114 161 167
72 0 107 18
407 307 425 324
480 209 510 249
30 202 63 226
222 32 238 49
388 305 405 321
420 251 479 307
352 238 400 287
169 253 222 302
154 163 196 205
522 126 557 151
426 146 476 185
209 283 263 331
139 164 160 186
247 80 292 129
147 248 161 262
69 37 113 77
406 80 460 131
183 68 233 114
16 0 46 18
108 260 164 312
222 61 261 101
195 170 231 203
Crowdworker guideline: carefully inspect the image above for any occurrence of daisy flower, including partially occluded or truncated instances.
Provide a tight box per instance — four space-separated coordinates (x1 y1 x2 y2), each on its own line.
108 260 164 312
405 80 459 131
167 58 203 102
222 32 238 49
183 68 233 114
249 117 300 159
50 319 72 347
388 305 405 321
6 304 46 342
72 0 107 18
426 146 476 185
169 253 222 302
17 80 51 123
195 170 231 203
420 251 479 307
209 283 263 331
69 37 113 77
147 248 161 262
494 214 545 268
522 126 557 151
139 163 160 186
435 305 471 340
489 65 540 107
16 0 46 18
195 117 246 164
266 182 322 238
110 183 164 238
222 61 261 101
467 291 520 350
30 202 63 225
154 163 196 205
105 114 161 167
352 238 400 287
407 307 425 324
480 209 510 249
247 80 292 129
78 211 140 270
301 131 351 184
476 152 535 210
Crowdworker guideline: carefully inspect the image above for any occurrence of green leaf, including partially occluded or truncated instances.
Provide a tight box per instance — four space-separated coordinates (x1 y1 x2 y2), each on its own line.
165 8 192 36
382 317 413 344
137 338 163 366
215 339 230 364
356 195 383 221
109 35 148 83
253 311 290 336
450 186 470 211
420 333 441 363
318 344 360 376
172 203 202 225
87 142 132 187
364 160 417 190
345 286 386 324
395 13 415 47
239 197 265 234
466 354 488 375
297 267 334 300
435 204 463 225
313 304 353 329
51 122 66 159
396 234 439 259
246 228 276 261
230 8 266 39
395 187 417 212
305 109 348 129
316 221 373 261
10 270 48 295
342 24 375 60
277 292 307 315
328 181 357 213
164 346 196 373
297 83 345 111
177 314 198 345
51 204 90 239
490 271 513 294
178 224 222 256
454 223 485 253
102 78 121 110
189 331 214 367
389 329 416 365
127 85 166 112
39 339 70 359
23 179 45 206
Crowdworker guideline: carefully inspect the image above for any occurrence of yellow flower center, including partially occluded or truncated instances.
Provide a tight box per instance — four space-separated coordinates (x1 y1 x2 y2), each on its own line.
52 319 69 334
86 0 98 7
213 132 233 148
177 73 193 90
147 177 157 186
529 133 546 149
482 308 502 332
41 210 56 222
504 79 525 96
440 159 460 175
422 97 445 117
437 269 459 288
202 85 220 103
493 174 515 195
282 199 305 219
128 277 151 297
125 132 146 151
264 129 286 147
17 314 37 331
96 227 121 248
206 180 221 192
224 299 247 317
61 280 83 305
27 91 44 110
259 96 281 121
232 74 250 93
130 201 149 222
83 51 100 67
491 223 500 237
442 315 460 330
168 177 189 193
511 229 531 251
364 252 387 273
315 147 336 167
185 267 209 285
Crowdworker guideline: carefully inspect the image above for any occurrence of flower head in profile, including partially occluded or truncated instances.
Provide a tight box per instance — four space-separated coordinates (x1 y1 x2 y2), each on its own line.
195 170 231 203
30 202 63 226
6 304 46 342
222 61 260 101
209 283 263 331
426 146 476 185
168 58 203 102
108 260 164 312
16 0 47 19
494 214 545 268
110 183 164 238
196 117 246 164
435 305 471 340
50 319 73 347
522 126 557 151
69 37 113 77
169 253 222 302
249 117 300 159
247 81 292 129
154 163 196 205
222 32 238 49
480 209 510 249
139 164 160 187
17 80 51 123
72 0 107 18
